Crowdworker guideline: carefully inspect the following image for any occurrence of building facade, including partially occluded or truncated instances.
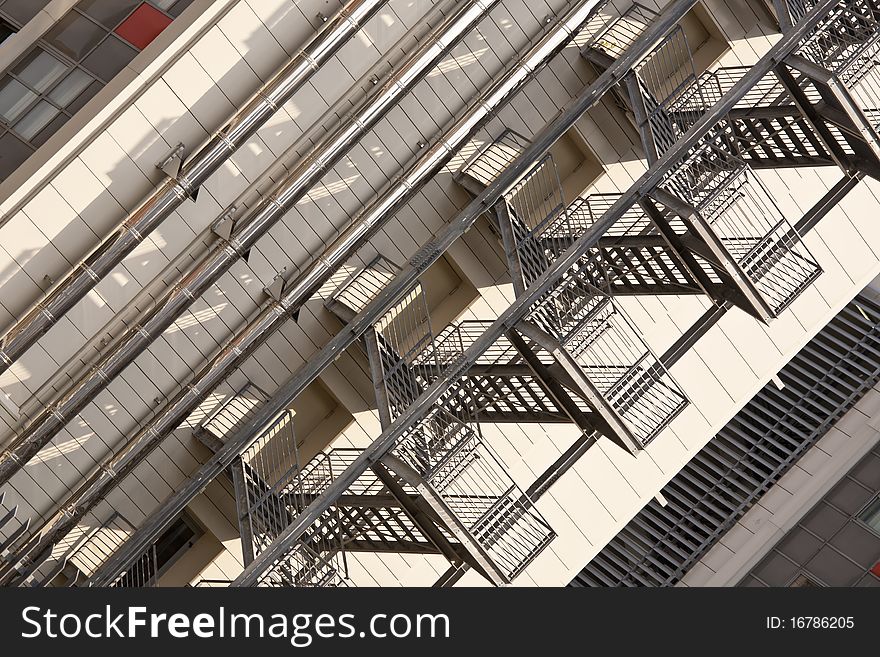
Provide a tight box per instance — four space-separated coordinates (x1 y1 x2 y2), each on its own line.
0 0 878 587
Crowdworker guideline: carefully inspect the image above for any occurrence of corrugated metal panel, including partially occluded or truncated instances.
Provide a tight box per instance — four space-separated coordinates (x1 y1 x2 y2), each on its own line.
571 293 880 587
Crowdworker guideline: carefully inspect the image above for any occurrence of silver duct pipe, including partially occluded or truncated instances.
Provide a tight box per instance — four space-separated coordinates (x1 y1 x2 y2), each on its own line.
0 0 497 488
0 0 386 378
11 0 601 588
80 0 608 589
0 0 500 578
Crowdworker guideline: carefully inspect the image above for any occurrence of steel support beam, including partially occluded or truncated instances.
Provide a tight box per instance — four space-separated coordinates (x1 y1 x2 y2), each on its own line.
772 0 793 32
515 319 642 454
362 329 480 575
774 63 858 174
379 453 508 585
784 54 880 175
625 73 660 164
650 187 775 321
506 329 602 436
496 202 529 296
230 459 256 568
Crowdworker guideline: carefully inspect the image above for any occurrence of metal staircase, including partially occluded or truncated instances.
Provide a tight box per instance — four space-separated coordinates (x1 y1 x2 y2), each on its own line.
323 260 557 585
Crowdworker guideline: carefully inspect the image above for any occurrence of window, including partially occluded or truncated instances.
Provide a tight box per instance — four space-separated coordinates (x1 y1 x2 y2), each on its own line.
858 496 880 535
115 3 172 50
0 0 52 27
1 18 14 44
0 0 187 182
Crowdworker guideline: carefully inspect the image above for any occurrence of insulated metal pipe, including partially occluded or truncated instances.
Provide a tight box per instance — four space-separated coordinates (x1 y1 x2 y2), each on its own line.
0 0 386 378
82 0 611 589
0 0 497 489
0 0 500 581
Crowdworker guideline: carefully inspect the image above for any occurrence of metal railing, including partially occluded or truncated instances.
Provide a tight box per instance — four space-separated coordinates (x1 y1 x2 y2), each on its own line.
635 24 706 158
795 0 880 130
65 513 141 586
582 2 658 60
80 0 870 589
326 263 557 581
197 382 269 442
19 0 615 588
456 129 532 190
222 0 870 588
662 142 822 316
238 411 348 587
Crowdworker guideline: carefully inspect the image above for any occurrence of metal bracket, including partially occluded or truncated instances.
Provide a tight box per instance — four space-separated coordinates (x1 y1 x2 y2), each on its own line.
263 271 286 302
211 206 236 241
156 142 185 179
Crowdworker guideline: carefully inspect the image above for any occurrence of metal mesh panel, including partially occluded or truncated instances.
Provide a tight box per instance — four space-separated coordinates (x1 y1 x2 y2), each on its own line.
329 255 400 316
240 412 348 587
572 294 880 587
785 0 822 23
662 141 822 316
257 541 348 587
795 0 880 131
198 382 268 441
583 2 658 60
67 513 134 582
457 129 531 189
635 25 705 158
536 194 716 294
504 155 567 287
531 287 686 447
393 405 555 580
375 283 438 418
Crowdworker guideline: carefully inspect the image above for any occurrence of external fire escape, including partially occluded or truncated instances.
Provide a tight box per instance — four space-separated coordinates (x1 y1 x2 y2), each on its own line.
4 0 879 588
221 0 879 587
225 0 880 587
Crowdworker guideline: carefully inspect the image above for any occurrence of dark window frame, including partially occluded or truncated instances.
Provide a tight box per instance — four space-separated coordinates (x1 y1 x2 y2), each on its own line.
856 494 880 538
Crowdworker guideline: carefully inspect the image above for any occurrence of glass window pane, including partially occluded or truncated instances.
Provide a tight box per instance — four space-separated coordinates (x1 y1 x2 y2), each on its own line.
48 68 93 107
31 112 68 148
149 0 176 11
65 79 103 114
1 19 15 44
115 4 172 50
81 35 137 81
14 100 60 140
44 12 106 60
0 76 37 123
169 0 193 18
1 0 50 26
13 48 67 92
859 497 880 534
0 131 34 180
78 0 140 28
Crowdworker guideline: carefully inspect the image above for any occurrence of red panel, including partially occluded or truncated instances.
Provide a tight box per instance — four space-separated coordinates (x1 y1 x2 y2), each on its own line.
871 562 880 578
115 3 173 50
